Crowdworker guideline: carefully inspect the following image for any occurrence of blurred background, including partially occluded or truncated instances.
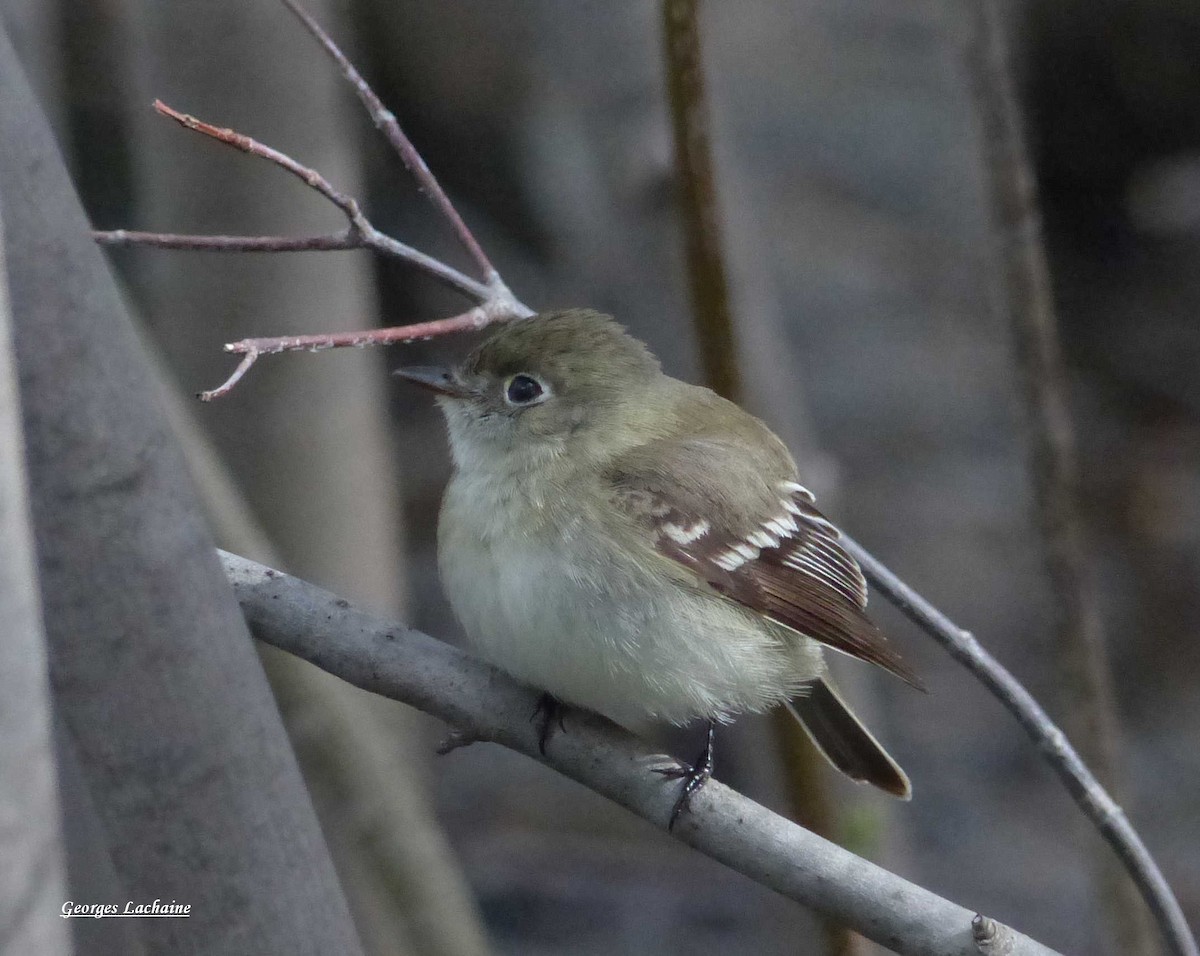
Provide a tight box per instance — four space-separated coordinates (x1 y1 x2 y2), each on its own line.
3 0 1197 953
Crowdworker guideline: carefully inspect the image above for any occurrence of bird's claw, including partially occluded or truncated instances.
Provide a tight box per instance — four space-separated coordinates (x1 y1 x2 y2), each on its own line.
655 722 716 831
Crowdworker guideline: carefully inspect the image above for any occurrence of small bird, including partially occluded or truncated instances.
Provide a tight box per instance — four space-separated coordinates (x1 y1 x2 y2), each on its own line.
399 309 919 826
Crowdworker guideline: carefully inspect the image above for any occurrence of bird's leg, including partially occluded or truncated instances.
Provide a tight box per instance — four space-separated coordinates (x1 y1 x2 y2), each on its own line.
654 720 716 830
531 693 566 755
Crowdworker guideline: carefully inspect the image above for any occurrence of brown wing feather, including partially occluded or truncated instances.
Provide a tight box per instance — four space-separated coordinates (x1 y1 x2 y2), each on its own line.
610 438 922 690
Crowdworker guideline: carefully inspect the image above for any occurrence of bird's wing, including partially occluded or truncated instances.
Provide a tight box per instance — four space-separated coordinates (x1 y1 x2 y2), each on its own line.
606 433 920 688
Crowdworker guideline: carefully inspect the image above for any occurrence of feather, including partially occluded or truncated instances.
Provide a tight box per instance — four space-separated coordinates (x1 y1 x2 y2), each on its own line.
608 429 922 690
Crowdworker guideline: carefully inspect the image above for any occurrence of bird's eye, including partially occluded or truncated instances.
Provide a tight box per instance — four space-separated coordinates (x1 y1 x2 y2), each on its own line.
505 374 545 405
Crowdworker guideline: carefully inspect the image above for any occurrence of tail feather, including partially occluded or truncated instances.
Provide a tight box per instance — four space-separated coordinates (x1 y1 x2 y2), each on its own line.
786 678 911 800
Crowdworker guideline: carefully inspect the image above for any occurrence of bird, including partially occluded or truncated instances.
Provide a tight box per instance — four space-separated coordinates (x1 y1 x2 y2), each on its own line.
397 309 919 827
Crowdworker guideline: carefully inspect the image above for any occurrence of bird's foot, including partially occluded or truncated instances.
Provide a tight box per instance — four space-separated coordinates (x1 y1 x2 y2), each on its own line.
530 693 566 756
654 721 716 831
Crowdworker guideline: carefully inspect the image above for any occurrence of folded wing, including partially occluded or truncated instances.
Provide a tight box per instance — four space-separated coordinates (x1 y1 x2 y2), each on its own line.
607 434 921 689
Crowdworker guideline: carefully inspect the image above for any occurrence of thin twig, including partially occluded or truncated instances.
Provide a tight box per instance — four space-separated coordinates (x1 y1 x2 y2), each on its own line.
94 223 493 303
93 95 532 398
94 102 494 304
94 229 357 253
279 0 502 290
842 535 1198 956
221 550 1062 956
154 99 360 218
962 4 1156 954
92 0 536 399
197 305 508 402
199 351 258 402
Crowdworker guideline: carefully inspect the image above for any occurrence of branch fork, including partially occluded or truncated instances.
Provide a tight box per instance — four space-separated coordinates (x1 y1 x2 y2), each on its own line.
93 2 531 400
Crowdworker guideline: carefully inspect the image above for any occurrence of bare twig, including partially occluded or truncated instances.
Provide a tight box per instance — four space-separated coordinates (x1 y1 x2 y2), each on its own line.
277 0 503 291
95 229 357 253
93 96 530 397
154 99 359 217
94 102 496 305
197 304 504 401
842 535 1198 956
961 4 1158 955
92 6 534 399
221 550 1062 956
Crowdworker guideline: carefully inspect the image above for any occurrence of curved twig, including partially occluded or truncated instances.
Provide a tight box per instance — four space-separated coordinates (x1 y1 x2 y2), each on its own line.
843 535 1197 956
961 1 1152 950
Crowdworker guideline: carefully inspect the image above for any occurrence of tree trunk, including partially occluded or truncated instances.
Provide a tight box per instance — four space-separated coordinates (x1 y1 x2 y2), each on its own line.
0 26 364 955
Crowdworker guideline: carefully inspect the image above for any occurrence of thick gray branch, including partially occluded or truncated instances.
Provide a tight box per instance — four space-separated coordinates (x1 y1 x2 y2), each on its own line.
221 550 1061 956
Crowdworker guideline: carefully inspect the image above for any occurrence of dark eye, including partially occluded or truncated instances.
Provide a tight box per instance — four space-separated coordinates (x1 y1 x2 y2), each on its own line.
505 374 544 405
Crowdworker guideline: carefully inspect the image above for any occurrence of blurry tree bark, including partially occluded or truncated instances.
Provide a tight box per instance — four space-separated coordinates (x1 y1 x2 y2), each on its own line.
662 3 852 952
52 714 146 956
0 0 63 134
962 3 1156 954
0 22 363 955
0 195 70 956
106 1 492 953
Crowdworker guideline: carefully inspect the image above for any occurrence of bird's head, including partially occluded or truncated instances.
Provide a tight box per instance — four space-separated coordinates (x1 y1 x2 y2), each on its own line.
397 309 664 473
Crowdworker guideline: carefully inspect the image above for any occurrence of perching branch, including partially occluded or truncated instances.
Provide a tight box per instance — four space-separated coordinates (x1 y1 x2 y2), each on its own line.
842 535 1198 956
93 3 532 400
221 550 1061 956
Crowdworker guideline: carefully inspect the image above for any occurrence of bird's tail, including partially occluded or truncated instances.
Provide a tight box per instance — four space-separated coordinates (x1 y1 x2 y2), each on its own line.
785 678 911 800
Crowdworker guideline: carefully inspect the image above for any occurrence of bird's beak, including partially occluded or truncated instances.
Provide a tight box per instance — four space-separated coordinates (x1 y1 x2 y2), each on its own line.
393 365 474 399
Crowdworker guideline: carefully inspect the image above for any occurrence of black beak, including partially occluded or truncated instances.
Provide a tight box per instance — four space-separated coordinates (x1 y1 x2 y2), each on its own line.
393 365 473 398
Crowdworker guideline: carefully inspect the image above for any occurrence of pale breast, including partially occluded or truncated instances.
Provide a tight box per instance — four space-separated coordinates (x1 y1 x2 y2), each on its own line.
437 470 824 727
